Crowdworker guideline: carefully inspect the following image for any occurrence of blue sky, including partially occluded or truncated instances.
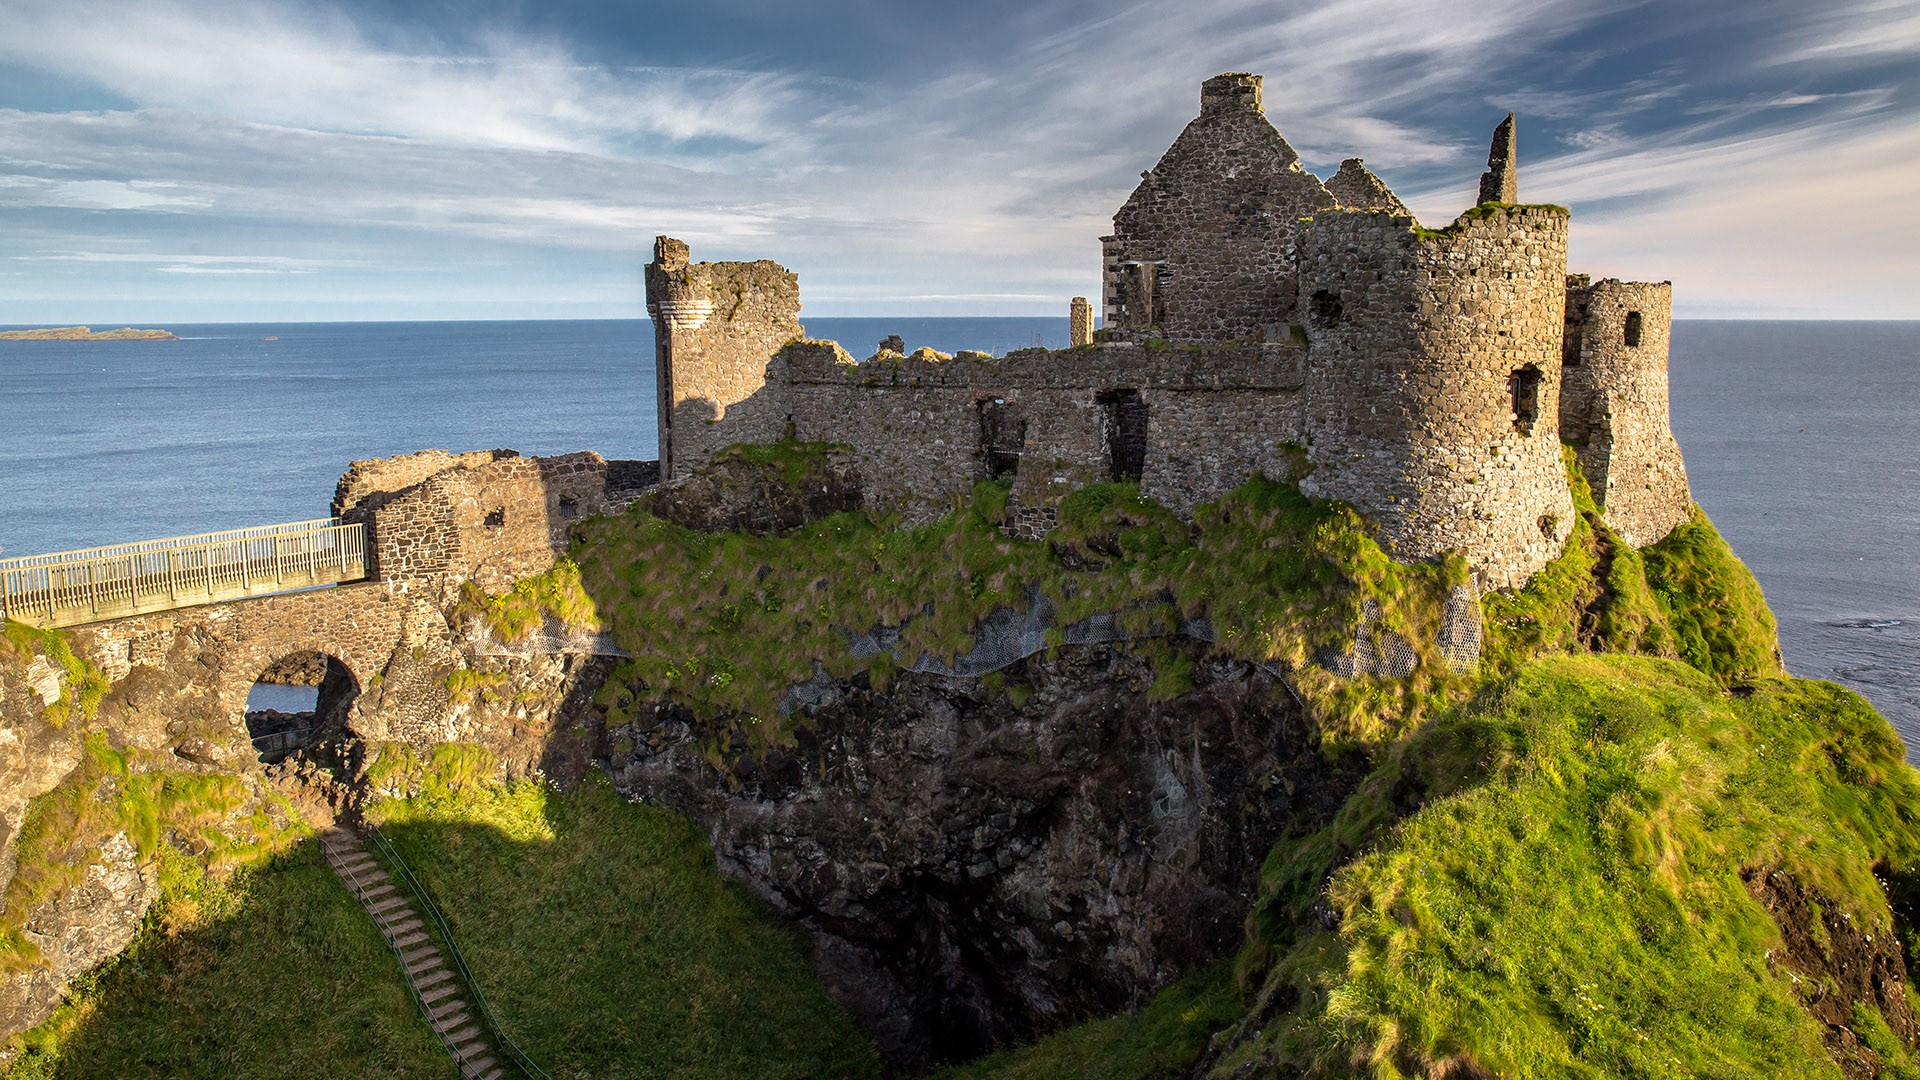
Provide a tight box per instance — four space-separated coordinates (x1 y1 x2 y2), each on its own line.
0 0 1916 321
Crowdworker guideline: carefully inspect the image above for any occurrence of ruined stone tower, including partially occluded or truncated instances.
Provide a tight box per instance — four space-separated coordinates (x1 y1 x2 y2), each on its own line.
646 236 801 480
1297 201 1577 591
1101 73 1335 343
1560 278 1691 546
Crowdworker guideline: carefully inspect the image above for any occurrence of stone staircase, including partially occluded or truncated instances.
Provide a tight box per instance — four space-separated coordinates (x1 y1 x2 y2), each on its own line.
321 828 505 1080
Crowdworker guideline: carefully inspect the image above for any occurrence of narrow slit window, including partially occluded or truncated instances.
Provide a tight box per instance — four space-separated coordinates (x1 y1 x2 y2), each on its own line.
1624 311 1643 347
1098 389 1149 482
1509 365 1543 436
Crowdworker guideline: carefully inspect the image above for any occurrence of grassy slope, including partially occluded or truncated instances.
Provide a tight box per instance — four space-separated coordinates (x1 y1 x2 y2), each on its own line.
4 845 452 1079
1220 657 1920 1078
368 766 881 1080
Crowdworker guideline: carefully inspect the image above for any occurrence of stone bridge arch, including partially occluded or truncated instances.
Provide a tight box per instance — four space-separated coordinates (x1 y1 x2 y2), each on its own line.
68 582 458 769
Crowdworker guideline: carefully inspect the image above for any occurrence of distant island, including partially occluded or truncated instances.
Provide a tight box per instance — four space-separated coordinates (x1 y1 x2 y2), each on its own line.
0 326 178 341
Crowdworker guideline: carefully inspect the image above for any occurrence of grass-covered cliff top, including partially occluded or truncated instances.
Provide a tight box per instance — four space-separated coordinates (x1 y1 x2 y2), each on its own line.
467 441 1778 763
1215 655 1920 1078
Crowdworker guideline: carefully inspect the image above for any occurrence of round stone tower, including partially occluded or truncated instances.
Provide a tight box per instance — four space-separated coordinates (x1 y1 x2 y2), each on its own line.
1297 205 1576 591
1560 278 1690 547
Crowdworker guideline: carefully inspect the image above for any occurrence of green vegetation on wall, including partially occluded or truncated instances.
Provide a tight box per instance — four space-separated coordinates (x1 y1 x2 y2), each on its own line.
0 733 301 972
1 622 108 729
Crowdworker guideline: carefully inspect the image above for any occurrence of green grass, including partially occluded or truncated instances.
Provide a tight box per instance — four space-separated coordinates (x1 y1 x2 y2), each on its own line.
1219 655 1920 1078
3 843 453 1079
476 470 1466 758
933 966 1241 1080
367 771 881 1079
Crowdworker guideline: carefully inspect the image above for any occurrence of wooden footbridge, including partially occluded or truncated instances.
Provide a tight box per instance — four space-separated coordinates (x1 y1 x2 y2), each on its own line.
0 519 370 629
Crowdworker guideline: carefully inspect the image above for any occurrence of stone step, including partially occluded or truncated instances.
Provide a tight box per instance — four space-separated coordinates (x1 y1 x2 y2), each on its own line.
355 882 398 902
451 1036 489 1064
420 980 460 1007
442 1023 482 1046
385 915 424 936
335 855 379 875
462 1057 498 1079
414 967 454 991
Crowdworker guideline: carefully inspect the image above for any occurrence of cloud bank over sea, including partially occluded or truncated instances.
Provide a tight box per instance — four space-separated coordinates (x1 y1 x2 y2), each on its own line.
0 0 1915 320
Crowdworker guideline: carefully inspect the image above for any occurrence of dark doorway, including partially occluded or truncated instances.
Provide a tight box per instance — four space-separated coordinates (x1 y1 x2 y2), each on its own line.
245 652 358 763
1509 365 1544 436
977 399 1026 480
1098 389 1149 482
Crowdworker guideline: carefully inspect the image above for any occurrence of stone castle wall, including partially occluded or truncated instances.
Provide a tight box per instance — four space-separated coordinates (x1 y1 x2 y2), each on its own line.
1297 206 1576 590
1562 279 1690 547
647 236 801 480
336 449 632 597
672 327 1309 523
1102 73 1335 343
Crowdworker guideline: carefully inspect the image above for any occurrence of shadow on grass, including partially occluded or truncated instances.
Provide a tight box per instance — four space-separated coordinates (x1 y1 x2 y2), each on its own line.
368 772 882 1080
4 839 453 1080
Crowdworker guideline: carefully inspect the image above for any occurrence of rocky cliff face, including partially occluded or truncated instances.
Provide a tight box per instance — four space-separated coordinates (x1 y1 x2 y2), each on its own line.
598 639 1365 1067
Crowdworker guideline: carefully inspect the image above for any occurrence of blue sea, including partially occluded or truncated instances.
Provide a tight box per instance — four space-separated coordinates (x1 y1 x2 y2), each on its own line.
2 318 1916 755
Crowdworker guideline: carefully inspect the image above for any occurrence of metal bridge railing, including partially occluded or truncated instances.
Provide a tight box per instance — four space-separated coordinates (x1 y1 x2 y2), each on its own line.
0 519 370 628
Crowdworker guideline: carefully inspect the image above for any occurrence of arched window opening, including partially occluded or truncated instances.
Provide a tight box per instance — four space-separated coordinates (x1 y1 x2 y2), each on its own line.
1623 311 1644 347
245 651 358 763
1509 365 1544 436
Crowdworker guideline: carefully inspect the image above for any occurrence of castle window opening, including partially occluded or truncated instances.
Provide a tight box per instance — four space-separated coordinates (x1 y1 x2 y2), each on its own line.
1098 389 1149 482
244 651 358 764
1624 311 1644 347
1509 365 1543 436
557 495 581 520
977 399 1026 480
1309 289 1344 328
484 507 506 528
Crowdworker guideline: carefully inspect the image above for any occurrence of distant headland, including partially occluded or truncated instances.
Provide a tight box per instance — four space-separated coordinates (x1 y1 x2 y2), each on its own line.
0 326 178 341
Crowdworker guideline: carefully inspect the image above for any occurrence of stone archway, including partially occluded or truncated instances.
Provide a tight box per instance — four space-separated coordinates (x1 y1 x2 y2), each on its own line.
244 650 360 763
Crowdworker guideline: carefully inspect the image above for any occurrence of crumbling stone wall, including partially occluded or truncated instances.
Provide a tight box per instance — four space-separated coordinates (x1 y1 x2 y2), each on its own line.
336 449 632 598
647 236 801 480
1102 73 1335 343
1561 279 1691 547
1298 206 1576 590
710 338 1307 523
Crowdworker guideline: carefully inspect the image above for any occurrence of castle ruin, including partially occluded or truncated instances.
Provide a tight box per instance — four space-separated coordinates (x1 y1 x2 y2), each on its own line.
646 73 1691 592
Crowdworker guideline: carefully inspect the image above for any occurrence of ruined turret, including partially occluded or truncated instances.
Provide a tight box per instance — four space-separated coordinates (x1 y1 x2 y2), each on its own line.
1478 112 1518 204
646 236 800 480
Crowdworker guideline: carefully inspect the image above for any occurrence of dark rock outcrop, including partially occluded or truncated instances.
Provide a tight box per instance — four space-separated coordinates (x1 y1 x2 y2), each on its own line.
602 640 1365 1067
643 446 862 536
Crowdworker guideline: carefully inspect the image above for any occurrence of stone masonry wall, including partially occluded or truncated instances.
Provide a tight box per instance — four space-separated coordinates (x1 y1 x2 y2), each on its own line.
1561 279 1691 547
336 449 631 598
647 236 802 480
1299 206 1575 591
1103 73 1335 343
707 339 1308 522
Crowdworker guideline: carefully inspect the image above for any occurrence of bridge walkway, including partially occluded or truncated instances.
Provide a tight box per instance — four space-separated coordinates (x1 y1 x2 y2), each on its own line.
0 519 370 629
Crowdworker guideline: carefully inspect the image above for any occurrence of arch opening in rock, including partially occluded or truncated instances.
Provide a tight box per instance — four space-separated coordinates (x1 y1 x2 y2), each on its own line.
244 651 359 763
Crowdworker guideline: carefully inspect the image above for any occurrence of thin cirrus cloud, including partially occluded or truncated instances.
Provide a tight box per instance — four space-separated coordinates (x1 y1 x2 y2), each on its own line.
0 0 1914 320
